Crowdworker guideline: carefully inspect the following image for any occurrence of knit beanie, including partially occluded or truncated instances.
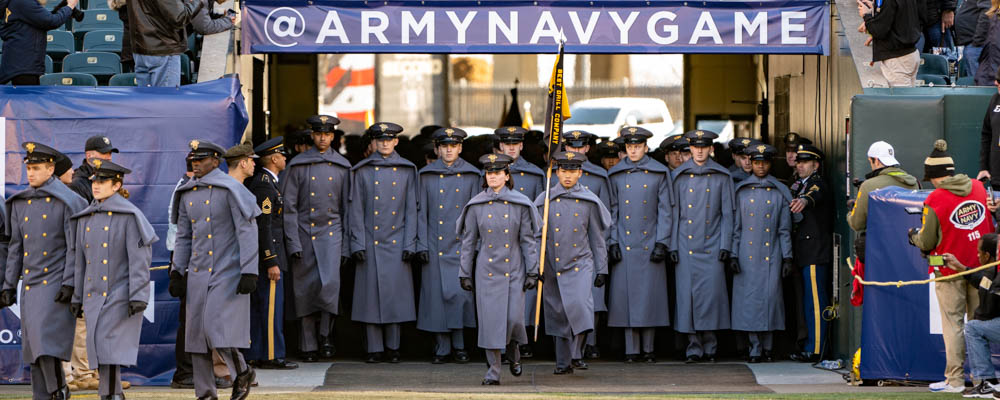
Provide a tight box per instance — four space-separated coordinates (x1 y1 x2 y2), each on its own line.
923 139 955 181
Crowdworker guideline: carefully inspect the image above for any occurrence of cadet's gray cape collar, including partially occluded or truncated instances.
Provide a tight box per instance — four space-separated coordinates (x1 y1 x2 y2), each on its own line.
509 156 545 177
670 158 731 180
534 183 612 229
286 146 351 169
351 150 417 171
419 157 481 176
549 160 608 179
607 154 669 176
72 193 159 247
170 168 261 224
735 174 794 203
456 186 540 236
6 177 87 236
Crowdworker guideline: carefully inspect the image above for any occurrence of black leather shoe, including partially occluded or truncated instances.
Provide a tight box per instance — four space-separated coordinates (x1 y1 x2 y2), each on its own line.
454 350 470 364
365 352 383 363
301 352 319 363
51 385 70 400
705 354 717 363
571 359 589 370
520 344 534 358
231 367 255 400
319 336 336 359
748 356 761 364
642 352 656 363
624 354 639 363
685 355 700 364
763 351 774 363
388 350 401 363
102 395 125 400
789 352 819 363
501 353 510 365
482 379 500 385
258 359 298 369
509 361 522 377
432 355 447 364
553 366 574 375
216 377 233 389
584 344 600 359
170 376 194 389
196 396 218 400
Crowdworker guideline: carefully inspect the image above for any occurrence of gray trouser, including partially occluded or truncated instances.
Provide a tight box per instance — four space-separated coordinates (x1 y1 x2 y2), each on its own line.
301 311 334 352
98 364 123 397
485 342 520 381
624 327 655 355
365 323 400 353
686 331 718 358
748 331 773 357
569 332 587 360
555 334 584 369
31 355 65 398
434 329 466 356
192 348 248 399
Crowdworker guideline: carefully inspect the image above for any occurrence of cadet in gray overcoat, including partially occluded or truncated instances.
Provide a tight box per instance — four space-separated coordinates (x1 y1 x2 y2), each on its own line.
70 160 158 400
416 128 479 364
282 115 352 361
535 151 611 374
731 144 794 363
458 154 540 385
0 142 87 400
728 138 756 184
606 127 673 363
670 130 736 364
170 140 261 400
349 122 419 364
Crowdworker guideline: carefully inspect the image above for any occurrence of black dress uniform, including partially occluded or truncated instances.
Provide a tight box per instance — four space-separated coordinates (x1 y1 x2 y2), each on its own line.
244 138 296 369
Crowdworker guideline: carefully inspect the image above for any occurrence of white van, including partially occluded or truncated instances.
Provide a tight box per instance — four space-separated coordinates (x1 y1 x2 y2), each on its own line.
564 97 674 149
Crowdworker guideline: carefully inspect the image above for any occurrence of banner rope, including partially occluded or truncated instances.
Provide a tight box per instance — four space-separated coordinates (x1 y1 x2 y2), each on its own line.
846 257 1000 287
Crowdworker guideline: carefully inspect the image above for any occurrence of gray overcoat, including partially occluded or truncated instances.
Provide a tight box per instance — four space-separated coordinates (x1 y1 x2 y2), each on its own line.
349 151 418 324
606 156 673 328
4 177 87 363
457 187 540 349
71 193 158 367
534 183 611 338
509 156 545 325
171 168 261 352
671 159 735 333
416 158 480 332
282 147 352 317
731 174 793 332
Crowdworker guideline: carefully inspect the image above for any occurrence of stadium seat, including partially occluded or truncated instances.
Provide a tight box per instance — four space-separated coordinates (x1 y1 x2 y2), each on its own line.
958 57 970 78
957 76 977 86
39 72 98 86
917 74 948 86
82 29 122 53
85 0 109 9
46 30 75 61
181 53 193 85
45 55 54 74
62 51 120 84
108 72 136 86
918 53 949 76
72 10 122 45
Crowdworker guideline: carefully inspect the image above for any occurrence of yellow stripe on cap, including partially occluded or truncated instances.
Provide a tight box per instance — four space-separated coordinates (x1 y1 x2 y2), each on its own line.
797 150 822 158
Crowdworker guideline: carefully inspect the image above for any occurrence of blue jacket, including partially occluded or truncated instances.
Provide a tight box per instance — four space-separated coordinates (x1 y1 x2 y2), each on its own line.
0 0 72 83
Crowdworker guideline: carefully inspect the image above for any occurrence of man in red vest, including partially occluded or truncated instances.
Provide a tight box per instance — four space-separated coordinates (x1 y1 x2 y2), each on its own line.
910 139 995 393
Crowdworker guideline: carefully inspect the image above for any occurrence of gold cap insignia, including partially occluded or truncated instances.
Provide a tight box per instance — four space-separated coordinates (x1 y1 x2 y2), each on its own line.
565 152 575 160
379 124 388 132
190 140 200 150
628 127 637 134
445 128 454 136
571 131 581 138
798 145 804 151
507 127 517 133
487 154 498 162
696 131 705 137
25 143 35 153
757 145 766 153
93 159 102 168
319 116 329 124
742 139 751 146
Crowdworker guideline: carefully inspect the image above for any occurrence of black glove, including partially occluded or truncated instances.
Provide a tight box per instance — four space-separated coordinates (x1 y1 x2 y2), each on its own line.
460 277 474 291
727 257 741 274
524 274 539 291
402 250 414 262
352 250 366 263
128 301 147 317
168 270 186 298
291 252 303 259
416 251 430 265
853 234 866 264
69 302 83 318
718 249 731 262
669 251 679 264
236 274 257 294
341 256 350 267
594 273 607 288
54 285 74 304
0 289 15 308
608 244 622 265
907 228 920 245
782 258 795 278
650 243 668 262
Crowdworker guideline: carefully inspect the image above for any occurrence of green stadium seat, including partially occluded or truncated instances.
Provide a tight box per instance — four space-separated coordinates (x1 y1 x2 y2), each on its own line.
72 10 122 46
958 57 970 78
82 29 122 53
40 72 98 86
957 76 977 86
45 55 54 74
918 53 950 76
917 74 949 86
46 30 75 61
85 0 109 9
108 72 136 86
62 51 120 84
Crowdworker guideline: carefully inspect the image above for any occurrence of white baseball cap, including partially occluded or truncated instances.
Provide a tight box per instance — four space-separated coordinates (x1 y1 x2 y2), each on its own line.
867 141 899 166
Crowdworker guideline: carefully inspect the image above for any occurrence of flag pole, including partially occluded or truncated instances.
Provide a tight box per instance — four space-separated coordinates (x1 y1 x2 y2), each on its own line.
534 159 554 341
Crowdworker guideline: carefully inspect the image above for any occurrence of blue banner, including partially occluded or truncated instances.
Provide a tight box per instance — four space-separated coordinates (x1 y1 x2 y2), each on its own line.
242 0 830 54
0 78 248 385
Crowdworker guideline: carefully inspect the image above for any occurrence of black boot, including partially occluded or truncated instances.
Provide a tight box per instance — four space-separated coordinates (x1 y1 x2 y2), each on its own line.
230 367 255 400
319 336 336 359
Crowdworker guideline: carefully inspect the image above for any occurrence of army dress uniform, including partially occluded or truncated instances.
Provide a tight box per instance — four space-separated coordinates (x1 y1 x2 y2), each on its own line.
349 123 419 360
457 154 540 384
535 152 612 373
671 130 736 361
282 116 352 359
170 140 260 400
2 143 87 399
605 127 673 361
728 138 757 184
416 128 480 362
70 160 158 399
730 145 794 361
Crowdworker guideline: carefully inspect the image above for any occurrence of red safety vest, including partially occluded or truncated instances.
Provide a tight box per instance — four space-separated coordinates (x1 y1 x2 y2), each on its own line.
925 183 994 276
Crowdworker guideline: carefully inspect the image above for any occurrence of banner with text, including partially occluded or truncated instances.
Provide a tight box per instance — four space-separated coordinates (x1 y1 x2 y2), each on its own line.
242 0 830 55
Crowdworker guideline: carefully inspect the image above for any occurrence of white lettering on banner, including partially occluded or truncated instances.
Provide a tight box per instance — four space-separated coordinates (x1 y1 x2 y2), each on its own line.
489 11 518 44
782 11 807 45
362 11 390 44
646 11 678 45
690 11 722 44
265 7 305 47
402 11 435 44
610 11 639 44
735 11 767 44
446 11 477 44
317 11 349 44
568 11 600 44
530 10 560 44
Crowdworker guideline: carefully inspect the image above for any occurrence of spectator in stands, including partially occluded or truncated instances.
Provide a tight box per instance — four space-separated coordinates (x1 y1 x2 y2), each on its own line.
977 69 1000 189
109 0 133 72
190 0 236 37
920 0 956 53
0 0 78 85
955 0 991 77
128 0 207 87
859 0 922 87
976 0 1000 86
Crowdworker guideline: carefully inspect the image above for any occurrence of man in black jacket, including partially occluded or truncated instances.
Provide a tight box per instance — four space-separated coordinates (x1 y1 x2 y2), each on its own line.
945 234 1000 398
0 0 77 84
68 135 118 202
860 0 922 87
977 72 1000 189
956 0 992 79
920 0 956 53
128 0 206 86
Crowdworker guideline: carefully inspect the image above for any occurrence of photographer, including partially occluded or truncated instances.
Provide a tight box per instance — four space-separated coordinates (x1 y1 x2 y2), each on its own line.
0 0 78 85
128 0 207 87
848 142 919 262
